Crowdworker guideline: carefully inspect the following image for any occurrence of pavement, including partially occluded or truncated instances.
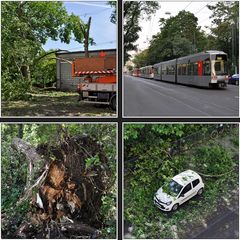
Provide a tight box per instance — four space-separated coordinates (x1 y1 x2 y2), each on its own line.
124 75 239 117
194 207 239 239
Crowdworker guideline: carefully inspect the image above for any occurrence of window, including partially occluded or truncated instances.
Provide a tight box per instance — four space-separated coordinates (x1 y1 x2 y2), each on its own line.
203 60 211 75
181 183 192 195
163 180 183 197
162 65 166 75
213 54 228 75
178 65 181 75
167 65 175 75
182 64 187 75
193 63 198 75
192 179 200 188
187 63 192 75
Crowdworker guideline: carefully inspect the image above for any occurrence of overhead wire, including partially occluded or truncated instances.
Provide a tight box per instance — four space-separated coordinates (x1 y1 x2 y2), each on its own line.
79 8 110 17
194 1 212 15
183 1 193 11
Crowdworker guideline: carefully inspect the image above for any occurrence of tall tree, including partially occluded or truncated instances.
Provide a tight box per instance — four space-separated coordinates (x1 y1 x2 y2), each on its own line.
124 1 159 63
207 2 239 73
1 1 95 100
133 10 208 66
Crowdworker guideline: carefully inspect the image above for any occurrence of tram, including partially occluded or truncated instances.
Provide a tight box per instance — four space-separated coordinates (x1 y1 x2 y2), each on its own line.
139 51 229 88
139 65 154 79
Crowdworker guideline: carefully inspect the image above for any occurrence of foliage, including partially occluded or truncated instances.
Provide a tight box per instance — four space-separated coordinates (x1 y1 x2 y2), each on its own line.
132 49 149 68
108 1 117 24
2 74 31 101
85 154 100 168
31 51 57 88
133 10 208 66
1 1 96 100
124 124 238 239
124 1 159 63
207 2 239 73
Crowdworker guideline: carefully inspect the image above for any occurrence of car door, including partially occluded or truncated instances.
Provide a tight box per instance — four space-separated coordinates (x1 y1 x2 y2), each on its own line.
178 183 193 204
192 179 200 194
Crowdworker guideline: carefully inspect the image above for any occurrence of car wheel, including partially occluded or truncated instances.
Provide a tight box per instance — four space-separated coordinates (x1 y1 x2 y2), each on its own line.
197 188 203 195
172 204 179 211
110 95 116 110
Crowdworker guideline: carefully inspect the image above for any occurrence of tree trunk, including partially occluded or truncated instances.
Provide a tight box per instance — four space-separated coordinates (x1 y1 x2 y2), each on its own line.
84 17 91 58
12 137 43 190
21 65 31 81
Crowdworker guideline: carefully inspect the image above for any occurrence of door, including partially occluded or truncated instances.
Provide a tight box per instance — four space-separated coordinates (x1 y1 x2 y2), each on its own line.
178 183 193 204
192 179 200 195
60 62 74 91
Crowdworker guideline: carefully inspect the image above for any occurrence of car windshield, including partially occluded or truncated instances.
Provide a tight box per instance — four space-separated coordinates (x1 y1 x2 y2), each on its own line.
163 180 183 197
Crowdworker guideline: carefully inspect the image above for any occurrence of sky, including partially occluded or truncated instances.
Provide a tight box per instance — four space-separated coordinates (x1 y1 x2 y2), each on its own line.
43 1 116 51
133 1 218 55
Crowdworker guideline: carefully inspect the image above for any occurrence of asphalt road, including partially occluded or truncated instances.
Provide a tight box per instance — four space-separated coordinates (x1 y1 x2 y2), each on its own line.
124 75 239 117
194 207 239 239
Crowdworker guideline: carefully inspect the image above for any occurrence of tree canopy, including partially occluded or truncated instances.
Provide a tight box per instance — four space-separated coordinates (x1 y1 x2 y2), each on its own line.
207 1 239 73
124 1 159 63
1 1 95 100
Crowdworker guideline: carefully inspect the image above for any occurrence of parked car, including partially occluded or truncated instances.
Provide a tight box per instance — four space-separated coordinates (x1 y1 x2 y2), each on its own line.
154 170 204 211
228 74 239 85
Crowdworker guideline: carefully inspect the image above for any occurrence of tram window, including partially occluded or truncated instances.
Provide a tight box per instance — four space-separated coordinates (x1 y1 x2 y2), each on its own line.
203 61 211 75
167 65 174 75
187 63 192 75
190 63 194 75
178 65 181 75
193 63 198 75
182 64 187 75
214 61 227 74
162 65 166 75
215 62 221 71
157 67 161 75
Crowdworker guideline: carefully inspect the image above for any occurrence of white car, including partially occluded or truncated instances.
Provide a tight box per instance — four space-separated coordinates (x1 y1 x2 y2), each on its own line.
154 170 204 211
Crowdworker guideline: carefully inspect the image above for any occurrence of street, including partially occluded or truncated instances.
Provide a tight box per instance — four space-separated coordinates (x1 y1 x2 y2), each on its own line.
124 75 239 117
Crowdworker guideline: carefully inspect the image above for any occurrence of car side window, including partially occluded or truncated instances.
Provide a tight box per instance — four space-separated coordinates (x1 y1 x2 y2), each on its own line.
192 179 200 188
181 183 192 195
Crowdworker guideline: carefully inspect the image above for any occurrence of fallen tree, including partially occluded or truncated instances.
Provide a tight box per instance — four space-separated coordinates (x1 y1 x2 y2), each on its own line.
6 134 114 239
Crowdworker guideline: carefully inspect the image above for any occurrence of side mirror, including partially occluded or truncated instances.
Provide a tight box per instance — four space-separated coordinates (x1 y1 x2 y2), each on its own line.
180 193 185 198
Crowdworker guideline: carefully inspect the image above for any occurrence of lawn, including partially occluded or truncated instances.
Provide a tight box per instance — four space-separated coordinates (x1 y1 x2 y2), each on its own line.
1 89 116 117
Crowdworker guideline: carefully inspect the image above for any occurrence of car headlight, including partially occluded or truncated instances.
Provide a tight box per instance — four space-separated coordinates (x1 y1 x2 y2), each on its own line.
166 201 172 206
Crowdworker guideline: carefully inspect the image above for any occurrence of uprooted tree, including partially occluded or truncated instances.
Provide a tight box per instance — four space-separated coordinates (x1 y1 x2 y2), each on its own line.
3 132 115 239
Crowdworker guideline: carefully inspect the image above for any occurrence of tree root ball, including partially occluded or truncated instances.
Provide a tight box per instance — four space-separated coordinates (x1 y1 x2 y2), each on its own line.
14 135 113 239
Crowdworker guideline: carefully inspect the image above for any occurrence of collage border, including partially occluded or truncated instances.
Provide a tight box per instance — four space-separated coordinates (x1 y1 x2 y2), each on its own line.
0 1 239 240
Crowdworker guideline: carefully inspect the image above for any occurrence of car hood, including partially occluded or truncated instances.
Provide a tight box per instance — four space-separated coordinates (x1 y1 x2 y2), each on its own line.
155 187 174 203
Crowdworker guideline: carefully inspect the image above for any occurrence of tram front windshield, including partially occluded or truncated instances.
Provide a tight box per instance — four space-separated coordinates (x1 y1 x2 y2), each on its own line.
211 55 228 76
